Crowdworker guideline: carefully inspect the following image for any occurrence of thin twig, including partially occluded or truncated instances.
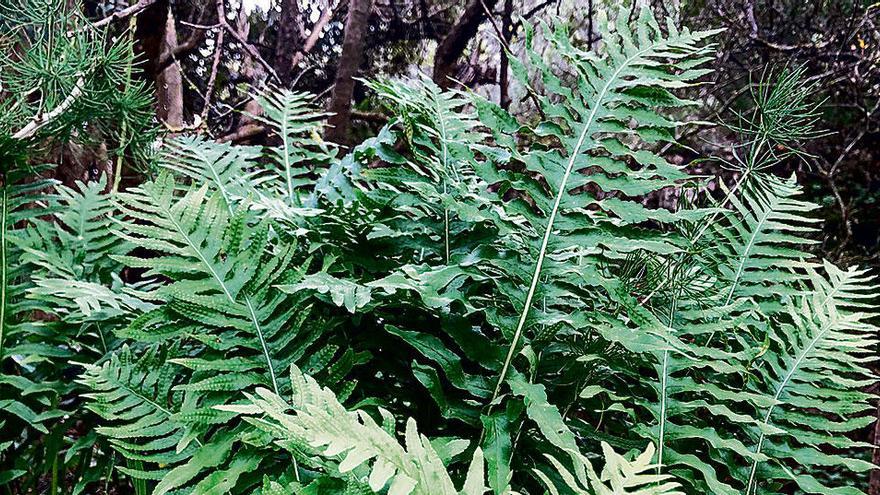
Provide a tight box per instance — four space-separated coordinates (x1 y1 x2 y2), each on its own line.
290 0 344 69
72 0 158 33
201 28 225 122
180 21 222 30
216 109 384 143
478 0 546 119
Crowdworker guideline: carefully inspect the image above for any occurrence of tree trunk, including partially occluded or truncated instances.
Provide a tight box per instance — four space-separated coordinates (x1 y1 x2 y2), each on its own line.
324 0 373 145
157 7 184 128
273 0 303 86
432 0 498 90
235 2 266 126
499 0 512 109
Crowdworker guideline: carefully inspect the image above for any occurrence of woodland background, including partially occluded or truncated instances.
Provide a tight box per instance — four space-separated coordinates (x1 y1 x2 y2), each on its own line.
51 0 879 268
2 0 879 491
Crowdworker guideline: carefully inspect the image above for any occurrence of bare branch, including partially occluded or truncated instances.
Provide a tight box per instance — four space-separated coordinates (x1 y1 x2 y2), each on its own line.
201 28 226 121
76 0 159 33
12 77 86 141
290 0 344 69
216 0 280 82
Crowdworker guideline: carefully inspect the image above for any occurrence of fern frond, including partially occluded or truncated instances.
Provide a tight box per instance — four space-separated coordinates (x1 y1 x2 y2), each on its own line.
0 166 56 357
78 345 257 494
248 87 337 205
219 364 489 495
715 173 819 312
536 442 684 495
113 172 285 394
78 346 195 470
159 135 262 211
485 7 722 398
742 262 878 494
361 76 496 264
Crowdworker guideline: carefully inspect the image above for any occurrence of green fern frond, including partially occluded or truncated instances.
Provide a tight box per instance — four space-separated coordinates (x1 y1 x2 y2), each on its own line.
78 345 257 494
113 172 286 394
742 262 879 495
159 136 262 212
482 7 722 399
715 173 819 311
248 87 337 205
361 76 497 264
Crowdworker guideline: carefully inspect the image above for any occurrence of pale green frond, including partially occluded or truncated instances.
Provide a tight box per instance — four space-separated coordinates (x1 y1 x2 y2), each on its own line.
538 442 684 495
218 365 488 495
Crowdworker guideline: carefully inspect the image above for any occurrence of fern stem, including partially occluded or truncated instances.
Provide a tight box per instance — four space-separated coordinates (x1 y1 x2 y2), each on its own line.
657 294 678 477
50 448 58 495
245 296 279 394
436 92 451 264
0 188 9 358
492 46 652 401
657 349 669 471
0 187 7 357
444 206 450 263
281 114 295 204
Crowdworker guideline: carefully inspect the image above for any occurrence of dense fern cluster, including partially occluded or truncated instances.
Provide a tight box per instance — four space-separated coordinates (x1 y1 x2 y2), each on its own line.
0 5 877 494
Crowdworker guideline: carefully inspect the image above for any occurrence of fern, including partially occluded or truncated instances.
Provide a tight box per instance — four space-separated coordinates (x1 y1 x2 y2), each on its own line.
0 165 59 484
220 364 488 495
0 171 138 491
1 6 876 494
365 76 489 263
113 173 287 394
714 174 819 312
159 135 262 211
479 8 722 399
741 262 878 494
248 87 337 205
89 172 365 490
536 442 684 495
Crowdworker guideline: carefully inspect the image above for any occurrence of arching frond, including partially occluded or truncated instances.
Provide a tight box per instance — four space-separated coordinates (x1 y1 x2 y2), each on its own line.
479 7 722 399
742 262 878 495
159 136 262 211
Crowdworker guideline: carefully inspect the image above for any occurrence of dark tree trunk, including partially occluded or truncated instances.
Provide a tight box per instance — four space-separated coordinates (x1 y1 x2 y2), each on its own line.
235 2 268 139
324 0 373 145
273 0 303 86
432 0 498 90
499 0 513 109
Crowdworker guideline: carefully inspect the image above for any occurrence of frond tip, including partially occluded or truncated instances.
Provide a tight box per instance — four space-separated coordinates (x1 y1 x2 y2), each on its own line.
535 442 684 495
